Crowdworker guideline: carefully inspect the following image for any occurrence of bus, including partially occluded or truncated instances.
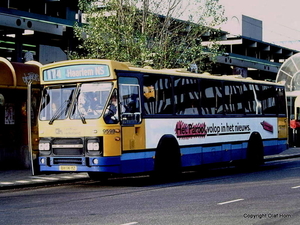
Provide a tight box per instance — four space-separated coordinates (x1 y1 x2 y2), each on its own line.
36 59 288 179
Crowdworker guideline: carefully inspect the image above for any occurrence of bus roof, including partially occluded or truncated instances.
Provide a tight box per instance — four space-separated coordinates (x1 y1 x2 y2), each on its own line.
40 59 283 87
128 66 282 86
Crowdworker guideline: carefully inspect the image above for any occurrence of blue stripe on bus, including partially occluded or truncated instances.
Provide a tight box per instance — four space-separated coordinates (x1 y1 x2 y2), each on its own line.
40 164 121 173
40 156 121 173
180 140 287 167
180 143 248 167
120 151 155 174
263 139 288 156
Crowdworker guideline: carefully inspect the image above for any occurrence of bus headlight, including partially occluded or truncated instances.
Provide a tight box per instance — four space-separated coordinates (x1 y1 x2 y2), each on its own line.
92 158 99 164
39 142 50 151
87 141 100 151
40 158 46 164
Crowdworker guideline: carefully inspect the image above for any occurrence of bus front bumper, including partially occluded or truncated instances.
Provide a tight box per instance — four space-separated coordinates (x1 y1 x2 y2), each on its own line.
39 156 121 173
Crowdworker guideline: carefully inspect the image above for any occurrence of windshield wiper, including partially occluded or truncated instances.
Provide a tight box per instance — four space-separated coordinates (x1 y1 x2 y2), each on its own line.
49 100 70 125
73 99 86 124
77 106 86 124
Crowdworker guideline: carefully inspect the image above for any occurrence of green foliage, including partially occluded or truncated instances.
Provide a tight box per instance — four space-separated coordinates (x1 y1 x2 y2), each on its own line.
71 0 227 72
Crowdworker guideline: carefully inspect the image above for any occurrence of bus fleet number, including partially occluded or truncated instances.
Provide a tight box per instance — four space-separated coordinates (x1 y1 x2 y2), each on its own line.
103 129 116 135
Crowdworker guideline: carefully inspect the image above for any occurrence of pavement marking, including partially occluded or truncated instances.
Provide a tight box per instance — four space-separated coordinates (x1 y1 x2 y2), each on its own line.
36 177 59 180
31 179 47 182
15 180 31 183
74 174 89 177
218 198 244 205
0 182 14 185
291 185 300 189
120 222 138 225
60 176 75 179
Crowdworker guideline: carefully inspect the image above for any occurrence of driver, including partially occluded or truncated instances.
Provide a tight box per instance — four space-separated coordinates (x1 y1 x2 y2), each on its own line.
104 94 118 124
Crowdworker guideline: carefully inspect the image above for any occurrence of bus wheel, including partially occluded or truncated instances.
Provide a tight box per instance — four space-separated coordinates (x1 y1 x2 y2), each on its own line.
245 132 264 169
88 172 110 182
153 134 181 181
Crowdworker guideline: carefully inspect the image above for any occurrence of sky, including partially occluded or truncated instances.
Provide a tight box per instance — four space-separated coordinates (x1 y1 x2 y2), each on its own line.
219 0 300 48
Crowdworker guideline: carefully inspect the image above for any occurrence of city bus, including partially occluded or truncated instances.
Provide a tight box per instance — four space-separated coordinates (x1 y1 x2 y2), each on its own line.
36 59 288 179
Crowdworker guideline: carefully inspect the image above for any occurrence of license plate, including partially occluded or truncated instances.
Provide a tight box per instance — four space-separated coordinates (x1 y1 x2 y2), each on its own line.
59 166 77 171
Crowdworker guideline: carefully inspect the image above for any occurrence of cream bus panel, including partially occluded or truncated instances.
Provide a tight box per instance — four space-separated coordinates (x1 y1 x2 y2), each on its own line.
145 117 279 148
39 120 107 137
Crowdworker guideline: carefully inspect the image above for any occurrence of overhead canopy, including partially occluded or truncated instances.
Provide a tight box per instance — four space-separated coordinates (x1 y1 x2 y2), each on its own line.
0 57 41 88
276 53 300 92
0 57 16 87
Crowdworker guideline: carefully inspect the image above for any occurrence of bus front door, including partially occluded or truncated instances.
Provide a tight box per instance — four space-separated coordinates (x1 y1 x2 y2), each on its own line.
119 77 145 151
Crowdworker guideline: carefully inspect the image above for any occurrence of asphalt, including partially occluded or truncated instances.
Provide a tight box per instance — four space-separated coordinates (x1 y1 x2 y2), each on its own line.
1 147 300 190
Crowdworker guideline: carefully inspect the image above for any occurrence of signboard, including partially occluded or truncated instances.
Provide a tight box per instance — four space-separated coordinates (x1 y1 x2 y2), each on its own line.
43 64 110 81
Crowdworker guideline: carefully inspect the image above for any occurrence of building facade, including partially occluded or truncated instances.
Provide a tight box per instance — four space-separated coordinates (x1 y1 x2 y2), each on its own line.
203 15 299 81
0 0 79 64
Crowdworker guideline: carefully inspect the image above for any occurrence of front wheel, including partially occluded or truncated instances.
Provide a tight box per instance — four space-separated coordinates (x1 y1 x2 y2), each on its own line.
88 172 110 182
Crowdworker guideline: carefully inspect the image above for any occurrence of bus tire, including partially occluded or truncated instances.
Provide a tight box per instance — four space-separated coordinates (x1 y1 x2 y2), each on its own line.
245 132 264 168
88 172 110 182
153 134 181 181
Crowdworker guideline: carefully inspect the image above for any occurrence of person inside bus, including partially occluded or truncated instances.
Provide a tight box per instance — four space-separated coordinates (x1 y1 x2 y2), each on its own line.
125 94 138 113
77 92 91 116
87 92 104 117
104 93 118 124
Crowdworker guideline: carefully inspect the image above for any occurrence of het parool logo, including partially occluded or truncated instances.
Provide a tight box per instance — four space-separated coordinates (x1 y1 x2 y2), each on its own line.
175 120 251 139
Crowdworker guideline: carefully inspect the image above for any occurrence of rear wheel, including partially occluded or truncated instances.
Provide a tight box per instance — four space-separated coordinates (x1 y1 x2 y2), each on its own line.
245 132 264 169
153 134 181 181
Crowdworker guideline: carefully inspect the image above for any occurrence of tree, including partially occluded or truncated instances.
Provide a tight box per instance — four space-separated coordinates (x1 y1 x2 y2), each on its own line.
71 0 226 72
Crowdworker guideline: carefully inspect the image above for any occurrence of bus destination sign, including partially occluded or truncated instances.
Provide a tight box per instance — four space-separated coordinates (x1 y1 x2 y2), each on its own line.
43 64 110 81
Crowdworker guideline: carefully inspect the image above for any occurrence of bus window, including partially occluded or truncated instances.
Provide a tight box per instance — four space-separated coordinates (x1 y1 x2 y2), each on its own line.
104 90 119 124
174 78 200 115
223 82 244 114
143 75 172 114
200 79 223 115
119 77 141 124
259 85 277 115
40 85 75 121
243 84 258 114
71 82 112 120
276 87 286 115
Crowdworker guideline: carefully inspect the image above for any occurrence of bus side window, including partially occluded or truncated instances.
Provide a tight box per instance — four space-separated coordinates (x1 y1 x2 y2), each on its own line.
201 80 223 115
243 84 257 114
118 77 141 124
174 78 200 115
223 82 244 114
260 85 277 115
276 87 286 115
143 75 172 115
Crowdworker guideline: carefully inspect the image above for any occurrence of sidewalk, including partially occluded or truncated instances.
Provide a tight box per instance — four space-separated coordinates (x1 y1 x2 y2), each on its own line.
1 148 300 190
264 147 300 161
0 170 90 190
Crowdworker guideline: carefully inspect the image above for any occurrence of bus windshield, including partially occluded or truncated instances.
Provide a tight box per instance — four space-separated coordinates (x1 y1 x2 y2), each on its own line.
70 82 112 120
39 82 113 122
39 85 76 122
